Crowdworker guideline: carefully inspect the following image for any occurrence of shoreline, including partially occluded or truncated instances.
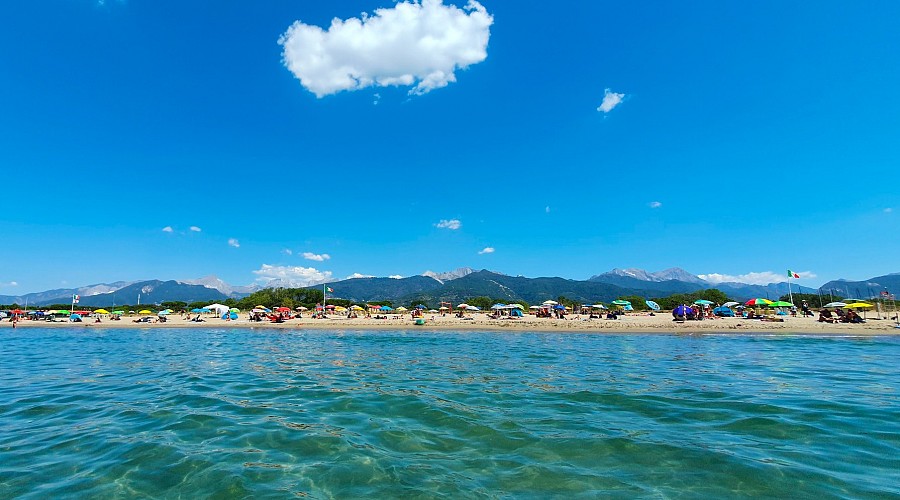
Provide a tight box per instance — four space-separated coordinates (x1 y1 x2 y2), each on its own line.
3 314 898 335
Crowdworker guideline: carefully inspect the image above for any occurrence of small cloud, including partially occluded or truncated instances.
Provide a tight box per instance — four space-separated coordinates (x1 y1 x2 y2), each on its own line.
1 281 18 287
545 206 551 213
389 275 403 279
885 208 893 213
649 201 662 208
162 226 174 233
282 249 294 256
436 219 462 230
189 226 202 232
303 252 331 262
597 88 625 113
373 93 381 105
699 270 816 285
228 238 240 248
478 247 495 255
346 273 375 279
253 264 332 287
279 0 493 97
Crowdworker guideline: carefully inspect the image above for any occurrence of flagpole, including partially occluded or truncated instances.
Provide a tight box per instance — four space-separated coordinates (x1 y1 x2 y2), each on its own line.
323 283 326 317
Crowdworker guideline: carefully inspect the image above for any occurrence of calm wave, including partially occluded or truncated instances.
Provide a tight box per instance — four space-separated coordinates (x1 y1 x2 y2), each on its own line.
1 328 898 498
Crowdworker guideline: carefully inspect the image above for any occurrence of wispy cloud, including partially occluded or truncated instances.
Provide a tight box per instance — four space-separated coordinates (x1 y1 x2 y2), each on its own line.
649 201 662 208
1 281 18 287
253 264 332 287
545 206 551 214
303 252 331 262
282 249 293 256
885 208 893 213
228 238 240 248
436 219 462 230
699 270 817 285
346 273 375 279
279 0 493 97
597 88 625 113
478 247 495 255
162 226 174 233
189 226 202 232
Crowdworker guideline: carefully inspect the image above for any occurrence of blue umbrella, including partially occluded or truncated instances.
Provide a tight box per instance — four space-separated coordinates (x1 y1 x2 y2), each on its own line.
553 304 566 310
645 300 661 311
415 304 426 310
380 305 393 311
673 305 692 317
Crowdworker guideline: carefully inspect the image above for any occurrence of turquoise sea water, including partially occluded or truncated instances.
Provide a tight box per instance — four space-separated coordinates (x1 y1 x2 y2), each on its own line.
1 328 898 498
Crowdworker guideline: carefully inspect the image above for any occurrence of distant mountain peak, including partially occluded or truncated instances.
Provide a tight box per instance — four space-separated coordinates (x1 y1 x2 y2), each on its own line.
422 267 475 284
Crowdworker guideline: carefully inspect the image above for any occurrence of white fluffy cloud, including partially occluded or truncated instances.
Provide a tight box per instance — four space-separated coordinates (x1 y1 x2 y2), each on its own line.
162 226 174 233
279 0 493 97
228 238 240 248
699 270 817 285
649 201 662 208
389 275 404 279
478 246 495 254
346 273 375 279
189 226 202 232
436 219 462 230
597 88 625 113
253 264 333 286
303 252 331 262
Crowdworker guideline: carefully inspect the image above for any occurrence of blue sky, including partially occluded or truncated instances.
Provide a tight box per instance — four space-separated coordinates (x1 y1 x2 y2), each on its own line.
1 0 898 294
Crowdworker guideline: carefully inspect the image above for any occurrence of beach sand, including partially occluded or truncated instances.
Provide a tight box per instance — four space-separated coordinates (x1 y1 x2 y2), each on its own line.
4 313 899 335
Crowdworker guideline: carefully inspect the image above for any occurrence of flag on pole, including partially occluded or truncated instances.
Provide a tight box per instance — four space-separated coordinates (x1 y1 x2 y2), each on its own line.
73 294 80 304
787 270 800 279
326 286 334 293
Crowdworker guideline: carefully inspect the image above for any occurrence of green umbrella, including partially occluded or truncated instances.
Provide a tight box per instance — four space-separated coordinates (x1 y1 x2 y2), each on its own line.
768 301 794 307
611 300 631 306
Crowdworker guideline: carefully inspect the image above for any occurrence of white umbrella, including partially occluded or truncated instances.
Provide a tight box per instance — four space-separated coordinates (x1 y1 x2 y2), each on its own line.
542 300 558 305
722 301 739 308
824 302 847 308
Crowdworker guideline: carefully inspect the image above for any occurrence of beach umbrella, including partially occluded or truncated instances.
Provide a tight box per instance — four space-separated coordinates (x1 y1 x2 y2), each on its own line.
70 313 82 321
158 310 170 316
645 300 661 311
190 308 204 313
713 306 735 317
507 303 525 310
439 306 449 311
529 305 541 309
592 304 608 309
542 300 559 306
415 304 427 310
351 305 365 311
428 309 438 313
380 305 393 311
0 312 6 318
491 303 506 310
823 302 847 308
466 305 480 311
722 301 739 308
275 307 291 312
456 303 469 309
611 300 631 306
112 310 125 315
673 305 693 317
94 309 110 315
844 302 873 309
299 306 309 311
229 307 240 313
693 299 714 306
138 310 153 315
768 301 793 307
745 298 772 306
396 306 408 312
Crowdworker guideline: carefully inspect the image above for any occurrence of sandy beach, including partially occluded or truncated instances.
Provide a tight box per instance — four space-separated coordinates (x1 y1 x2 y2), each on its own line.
4 313 898 335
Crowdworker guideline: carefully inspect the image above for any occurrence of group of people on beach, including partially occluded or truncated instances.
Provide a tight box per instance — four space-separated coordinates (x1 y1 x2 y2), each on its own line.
818 308 865 324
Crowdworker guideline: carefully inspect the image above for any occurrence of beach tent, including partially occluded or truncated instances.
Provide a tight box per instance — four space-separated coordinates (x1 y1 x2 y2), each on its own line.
645 300 661 311
205 303 230 316
509 308 524 317
713 306 735 317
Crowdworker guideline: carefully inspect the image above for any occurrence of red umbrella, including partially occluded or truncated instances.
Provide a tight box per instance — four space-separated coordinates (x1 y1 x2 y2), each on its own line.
275 307 291 312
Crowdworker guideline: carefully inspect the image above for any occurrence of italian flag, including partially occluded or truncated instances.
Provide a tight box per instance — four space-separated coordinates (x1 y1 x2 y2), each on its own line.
326 286 334 293
787 270 800 279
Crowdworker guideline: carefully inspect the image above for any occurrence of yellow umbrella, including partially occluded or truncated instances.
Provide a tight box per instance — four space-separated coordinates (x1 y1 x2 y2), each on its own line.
334 306 347 312
844 302 873 309
139 310 153 315
396 306 408 312
351 305 365 311
94 309 110 315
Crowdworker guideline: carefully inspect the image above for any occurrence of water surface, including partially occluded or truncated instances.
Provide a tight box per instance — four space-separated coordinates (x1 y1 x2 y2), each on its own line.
1 328 898 498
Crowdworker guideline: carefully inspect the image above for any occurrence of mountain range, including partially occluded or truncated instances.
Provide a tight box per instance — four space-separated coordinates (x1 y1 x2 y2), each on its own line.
2 268 895 307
